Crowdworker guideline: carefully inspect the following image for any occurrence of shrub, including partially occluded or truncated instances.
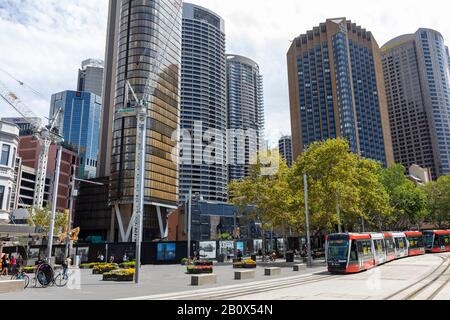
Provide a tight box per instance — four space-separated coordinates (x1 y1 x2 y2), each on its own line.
119 261 136 269
93 263 119 274
186 266 213 274
103 269 135 282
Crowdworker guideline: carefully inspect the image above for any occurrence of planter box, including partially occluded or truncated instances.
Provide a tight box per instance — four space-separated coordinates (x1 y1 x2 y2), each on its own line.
103 275 134 282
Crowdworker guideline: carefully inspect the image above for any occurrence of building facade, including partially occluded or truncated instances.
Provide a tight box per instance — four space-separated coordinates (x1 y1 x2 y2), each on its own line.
279 135 293 167
109 0 182 242
180 3 228 202
77 59 104 97
382 29 450 178
98 0 121 178
1 117 43 137
287 18 394 166
17 136 78 212
226 54 265 182
0 121 20 223
50 90 101 179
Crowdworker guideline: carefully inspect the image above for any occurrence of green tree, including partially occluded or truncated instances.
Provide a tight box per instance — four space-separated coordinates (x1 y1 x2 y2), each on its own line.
229 149 288 254
28 206 67 237
424 175 450 228
380 164 429 229
355 159 393 231
292 138 362 233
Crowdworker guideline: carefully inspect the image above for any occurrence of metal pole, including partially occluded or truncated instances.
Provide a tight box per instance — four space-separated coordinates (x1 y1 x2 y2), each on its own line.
47 145 62 264
65 179 75 259
134 104 147 284
304 173 312 268
187 188 192 261
336 194 342 233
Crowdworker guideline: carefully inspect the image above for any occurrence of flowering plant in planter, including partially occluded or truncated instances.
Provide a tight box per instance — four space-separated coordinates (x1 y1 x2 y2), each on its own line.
119 261 136 269
233 259 257 269
93 263 119 274
103 269 135 282
193 260 213 266
186 265 213 274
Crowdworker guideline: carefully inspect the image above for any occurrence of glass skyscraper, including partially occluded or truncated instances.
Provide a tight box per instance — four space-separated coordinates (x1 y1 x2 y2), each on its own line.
382 29 450 178
279 135 293 167
180 3 228 202
108 0 182 241
50 90 101 179
226 54 265 182
287 18 394 166
77 59 104 97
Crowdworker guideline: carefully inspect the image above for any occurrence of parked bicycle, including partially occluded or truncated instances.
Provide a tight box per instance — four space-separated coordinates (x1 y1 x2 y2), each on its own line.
30 260 69 288
10 267 30 289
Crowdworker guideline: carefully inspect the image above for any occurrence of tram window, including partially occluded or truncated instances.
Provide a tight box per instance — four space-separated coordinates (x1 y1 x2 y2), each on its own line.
425 234 435 247
394 238 400 249
350 242 358 262
385 239 394 252
357 241 364 255
398 238 406 249
441 235 450 246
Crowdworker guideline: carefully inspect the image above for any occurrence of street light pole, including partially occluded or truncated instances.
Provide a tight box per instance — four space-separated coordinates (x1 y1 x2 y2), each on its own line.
187 188 192 261
47 145 62 264
304 173 312 268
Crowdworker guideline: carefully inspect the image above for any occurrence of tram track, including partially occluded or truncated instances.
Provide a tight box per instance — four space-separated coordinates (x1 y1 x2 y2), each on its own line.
124 272 338 300
384 254 450 300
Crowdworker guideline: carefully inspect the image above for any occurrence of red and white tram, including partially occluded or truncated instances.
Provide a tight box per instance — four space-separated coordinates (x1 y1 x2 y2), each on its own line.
391 232 408 259
326 233 376 274
326 230 434 274
404 231 425 256
423 230 450 253
383 233 396 262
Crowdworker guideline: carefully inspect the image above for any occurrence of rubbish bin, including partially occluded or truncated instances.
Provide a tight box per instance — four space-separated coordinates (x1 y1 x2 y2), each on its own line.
286 251 294 263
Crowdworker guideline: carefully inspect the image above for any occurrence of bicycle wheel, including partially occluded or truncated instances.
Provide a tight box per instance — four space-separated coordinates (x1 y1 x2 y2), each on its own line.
54 273 68 287
23 275 30 289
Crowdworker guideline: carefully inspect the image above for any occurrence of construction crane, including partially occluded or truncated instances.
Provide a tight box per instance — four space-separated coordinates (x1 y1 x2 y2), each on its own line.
0 79 63 211
122 0 183 284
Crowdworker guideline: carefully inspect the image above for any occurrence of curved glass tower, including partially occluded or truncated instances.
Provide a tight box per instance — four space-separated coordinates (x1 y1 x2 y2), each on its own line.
109 0 182 241
180 3 227 202
226 54 265 182
382 29 450 177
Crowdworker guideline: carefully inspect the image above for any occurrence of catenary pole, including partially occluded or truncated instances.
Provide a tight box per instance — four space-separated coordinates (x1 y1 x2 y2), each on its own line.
47 145 62 263
304 173 312 268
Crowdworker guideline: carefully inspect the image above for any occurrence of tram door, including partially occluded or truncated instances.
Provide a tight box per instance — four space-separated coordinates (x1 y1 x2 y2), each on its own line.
356 241 365 270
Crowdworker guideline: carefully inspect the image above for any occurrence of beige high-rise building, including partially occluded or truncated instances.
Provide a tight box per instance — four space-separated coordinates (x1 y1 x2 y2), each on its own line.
98 0 120 179
287 18 394 166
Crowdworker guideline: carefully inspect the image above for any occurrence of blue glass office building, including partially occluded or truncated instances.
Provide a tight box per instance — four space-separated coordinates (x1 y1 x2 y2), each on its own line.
50 91 101 179
287 18 394 166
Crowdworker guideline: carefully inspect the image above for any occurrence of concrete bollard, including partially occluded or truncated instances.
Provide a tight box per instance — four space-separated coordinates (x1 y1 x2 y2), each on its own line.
235 270 256 280
191 274 217 286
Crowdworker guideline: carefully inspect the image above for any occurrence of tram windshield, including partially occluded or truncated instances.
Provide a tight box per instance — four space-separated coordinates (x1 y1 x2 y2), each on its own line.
424 234 434 248
327 239 349 261
407 236 424 249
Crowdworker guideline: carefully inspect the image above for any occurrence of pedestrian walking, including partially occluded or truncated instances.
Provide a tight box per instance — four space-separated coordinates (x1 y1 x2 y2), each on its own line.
98 252 105 263
109 255 115 264
9 255 17 275
122 253 128 263
1 254 10 276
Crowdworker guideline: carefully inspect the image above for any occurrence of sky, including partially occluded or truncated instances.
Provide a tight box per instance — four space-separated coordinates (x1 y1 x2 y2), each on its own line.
1 0 450 146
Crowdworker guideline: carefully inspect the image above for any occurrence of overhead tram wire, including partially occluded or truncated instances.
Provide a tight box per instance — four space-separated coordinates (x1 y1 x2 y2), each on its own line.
0 67 50 101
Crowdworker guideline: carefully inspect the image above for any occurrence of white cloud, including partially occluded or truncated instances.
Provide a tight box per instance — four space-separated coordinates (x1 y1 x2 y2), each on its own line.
1 0 450 146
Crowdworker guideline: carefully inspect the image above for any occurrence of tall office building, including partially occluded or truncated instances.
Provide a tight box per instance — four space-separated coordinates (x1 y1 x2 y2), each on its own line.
77 59 104 97
382 29 450 178
180 3 228 202
287 18 394 166
279 135 293 167
0 121 19 223
227 54 265 182
98 0 120 178
50 90 101 179
109 0 182 242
